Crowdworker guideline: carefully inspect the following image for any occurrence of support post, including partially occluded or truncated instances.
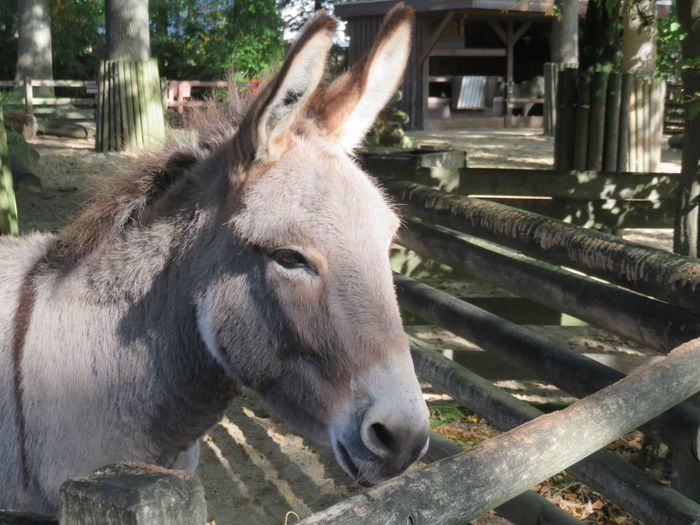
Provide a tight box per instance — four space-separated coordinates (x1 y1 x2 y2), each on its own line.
23 77 33 115
0 110 19 235
60 463 207 524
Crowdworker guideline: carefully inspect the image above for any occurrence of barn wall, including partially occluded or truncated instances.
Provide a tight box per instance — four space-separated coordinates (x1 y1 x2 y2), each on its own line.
344 15 426 130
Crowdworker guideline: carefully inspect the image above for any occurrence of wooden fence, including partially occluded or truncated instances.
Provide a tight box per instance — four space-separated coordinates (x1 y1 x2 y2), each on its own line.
0 79 98 122
544 65 666 173
0 78 259 121
4 167 700 523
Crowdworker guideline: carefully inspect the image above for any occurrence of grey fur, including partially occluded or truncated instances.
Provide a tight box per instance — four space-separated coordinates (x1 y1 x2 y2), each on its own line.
0 6 428 514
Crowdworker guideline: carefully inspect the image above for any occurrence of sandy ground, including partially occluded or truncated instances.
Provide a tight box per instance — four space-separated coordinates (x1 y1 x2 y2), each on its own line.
12 130 682 524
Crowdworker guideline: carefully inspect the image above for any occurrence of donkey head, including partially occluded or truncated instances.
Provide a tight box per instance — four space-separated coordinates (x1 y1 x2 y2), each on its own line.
195 4 429 485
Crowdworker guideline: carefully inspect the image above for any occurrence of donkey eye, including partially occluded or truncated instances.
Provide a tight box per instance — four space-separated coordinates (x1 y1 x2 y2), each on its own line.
271 249 311 271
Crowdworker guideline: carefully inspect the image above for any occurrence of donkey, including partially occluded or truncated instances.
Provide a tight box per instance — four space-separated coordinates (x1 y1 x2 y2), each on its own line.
0 3 430 515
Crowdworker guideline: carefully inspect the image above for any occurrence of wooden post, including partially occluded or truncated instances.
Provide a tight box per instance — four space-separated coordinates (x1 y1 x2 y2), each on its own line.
543 63 556 135
60 463 207 524
573 71 591 170
558 68 578 171
0 109 19 235
300 338 700 525
23 77 33 115
587 71 608 170
603 72 622 171
617 73 633 172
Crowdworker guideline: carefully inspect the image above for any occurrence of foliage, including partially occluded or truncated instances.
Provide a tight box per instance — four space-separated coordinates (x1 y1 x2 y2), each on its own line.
0 0 19 79
579 0 622 72
151 0 284 80
0 0 286 81
657 3 686 81
364 91 415 149
51 0 104 79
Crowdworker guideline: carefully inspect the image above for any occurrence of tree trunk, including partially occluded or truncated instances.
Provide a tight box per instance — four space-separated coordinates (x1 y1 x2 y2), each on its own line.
580 0 621 71
622 0 657 77
674 0 700 256
98 0 164 152
106 0 151 61
15 0 53 96
550 0 579 64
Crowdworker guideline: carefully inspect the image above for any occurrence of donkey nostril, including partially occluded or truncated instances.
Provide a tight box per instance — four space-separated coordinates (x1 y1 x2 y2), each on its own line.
368 422 396 455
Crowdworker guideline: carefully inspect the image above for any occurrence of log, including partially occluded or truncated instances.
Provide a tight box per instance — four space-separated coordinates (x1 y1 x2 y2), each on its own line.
617 73 633 172
397 217 700 352
395 273 700 452
557 68 578 171
456 167 678 200
300 338 700 525
586 71 608 170
0 110 19 235
425 432 583 525
60 463 206 524
603 73 622 171
573 71 591 171
382 179 700 314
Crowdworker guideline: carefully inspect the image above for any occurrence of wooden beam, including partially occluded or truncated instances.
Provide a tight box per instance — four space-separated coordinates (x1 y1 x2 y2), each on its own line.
513 20 533 43
420 10 456 65
487 19 508 44
382 179 700 315
431 47 506 57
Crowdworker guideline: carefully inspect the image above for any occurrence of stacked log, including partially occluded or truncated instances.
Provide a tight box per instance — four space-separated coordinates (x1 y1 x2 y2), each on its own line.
552 68 665 173
0 109 19 235
96 59 165 152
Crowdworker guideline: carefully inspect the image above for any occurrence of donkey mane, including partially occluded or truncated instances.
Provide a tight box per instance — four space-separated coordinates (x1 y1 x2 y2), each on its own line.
49 95 254 263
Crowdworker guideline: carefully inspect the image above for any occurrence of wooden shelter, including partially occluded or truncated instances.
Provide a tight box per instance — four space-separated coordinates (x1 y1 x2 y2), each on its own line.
334 0 574 131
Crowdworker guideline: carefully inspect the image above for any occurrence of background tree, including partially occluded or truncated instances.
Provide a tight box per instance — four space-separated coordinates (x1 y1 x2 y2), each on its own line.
622 0 657 76
674 0 700 256
51 0 104 79
550 0 579 64
579 0 622 71
16 0 54 94
106 0 150 60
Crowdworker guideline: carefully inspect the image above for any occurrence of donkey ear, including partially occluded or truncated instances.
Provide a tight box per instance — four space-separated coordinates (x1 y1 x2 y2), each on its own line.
310 3 414 151
248 12 337 161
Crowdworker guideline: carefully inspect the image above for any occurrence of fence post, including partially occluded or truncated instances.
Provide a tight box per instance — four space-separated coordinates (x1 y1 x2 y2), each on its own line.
23 77 33 115
0 109 19 235
60 463 207 524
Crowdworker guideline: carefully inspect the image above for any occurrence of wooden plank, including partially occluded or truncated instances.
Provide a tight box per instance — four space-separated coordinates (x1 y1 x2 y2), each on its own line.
28 97 96 106
475 197 675 228
95 61 105 151
135 61 150 147
457 168 679 200
430 47 506 57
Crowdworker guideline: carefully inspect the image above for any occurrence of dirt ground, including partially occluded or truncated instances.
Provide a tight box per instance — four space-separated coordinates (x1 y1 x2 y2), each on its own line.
13 130 683 524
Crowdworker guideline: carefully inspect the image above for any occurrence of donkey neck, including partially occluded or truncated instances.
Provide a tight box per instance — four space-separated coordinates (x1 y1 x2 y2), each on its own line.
63 166 238 464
